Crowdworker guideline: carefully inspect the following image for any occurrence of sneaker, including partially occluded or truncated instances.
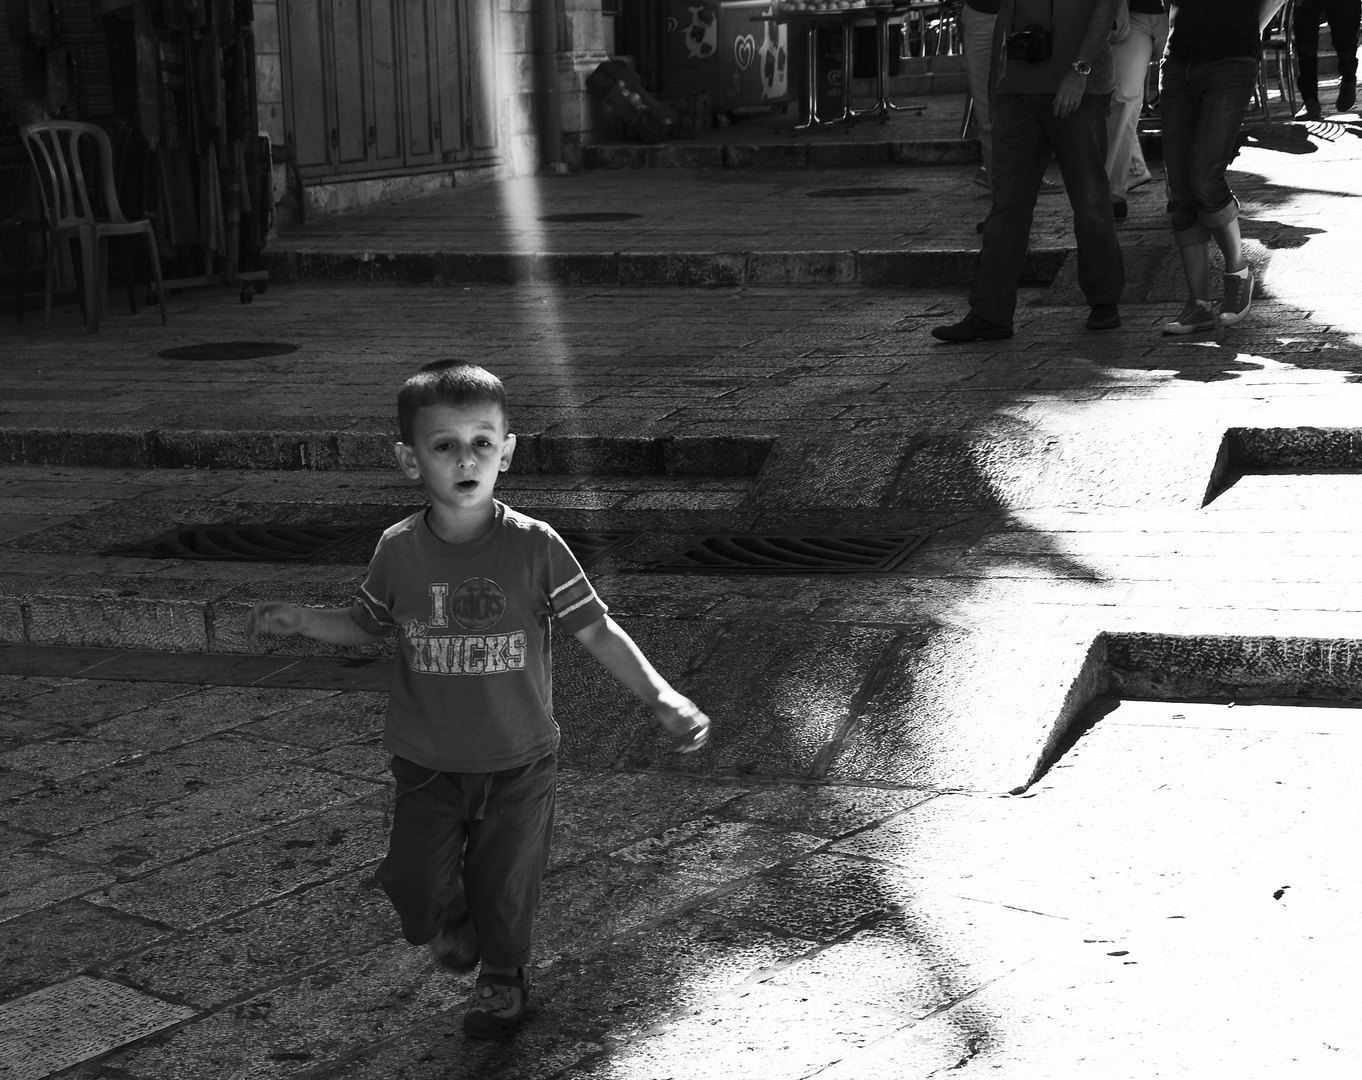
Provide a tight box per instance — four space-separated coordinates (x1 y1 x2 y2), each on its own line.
931 313 1014 342
1039 177 1063 194
426 915 479 973
1295 98 1322 121
1086 303 1121 330
1337 76 1356 112
463 968 528 1038
1220 267 1255 326
972 166 990 189
1162 298 1217 335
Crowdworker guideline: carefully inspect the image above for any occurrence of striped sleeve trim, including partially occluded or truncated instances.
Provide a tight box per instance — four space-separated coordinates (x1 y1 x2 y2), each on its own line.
354 583 397 629
548 571 604 626
550 572 586 599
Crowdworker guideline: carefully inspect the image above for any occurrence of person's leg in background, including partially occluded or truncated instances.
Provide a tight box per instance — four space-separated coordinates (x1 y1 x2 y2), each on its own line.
1159 57 1218 332
961 2 998 186
1327 0 1360 111
1185 57 1258 324
1294 0 1325 118
1106 13 1162 216
1050 92 1126 326
967 94 1054 327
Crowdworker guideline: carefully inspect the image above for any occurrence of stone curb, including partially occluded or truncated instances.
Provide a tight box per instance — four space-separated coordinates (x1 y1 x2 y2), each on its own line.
262 248 1068 288
0 429 774 473
1106 631 1362 702
581 138 980 171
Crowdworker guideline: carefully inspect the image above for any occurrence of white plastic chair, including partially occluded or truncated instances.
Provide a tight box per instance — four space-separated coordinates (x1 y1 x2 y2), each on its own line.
20 121 166 332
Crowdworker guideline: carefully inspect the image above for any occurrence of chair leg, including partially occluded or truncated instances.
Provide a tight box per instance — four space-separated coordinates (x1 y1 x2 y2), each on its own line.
96 235 110 327
43 233 54 328
960 91 973 138
79 231 99 333
146 230 167 326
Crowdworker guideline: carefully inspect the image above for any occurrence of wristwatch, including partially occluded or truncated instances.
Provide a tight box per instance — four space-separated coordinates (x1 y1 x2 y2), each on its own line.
1071 59 1092 76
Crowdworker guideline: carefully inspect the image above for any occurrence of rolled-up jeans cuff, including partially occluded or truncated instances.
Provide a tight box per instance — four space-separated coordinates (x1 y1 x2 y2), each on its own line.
1198 194 1240 231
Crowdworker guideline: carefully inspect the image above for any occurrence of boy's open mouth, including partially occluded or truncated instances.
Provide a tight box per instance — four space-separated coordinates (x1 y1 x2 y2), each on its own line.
457 480 478 490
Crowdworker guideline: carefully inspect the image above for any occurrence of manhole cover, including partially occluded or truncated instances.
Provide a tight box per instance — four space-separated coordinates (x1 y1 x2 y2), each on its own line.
108 524 376 561
655 534 929 573
805 188 918 198
538 212 643 223
157 341 300 361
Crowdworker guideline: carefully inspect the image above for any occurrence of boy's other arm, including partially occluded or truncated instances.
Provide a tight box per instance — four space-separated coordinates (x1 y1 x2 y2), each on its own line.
572 615 710 753
247 602 386 647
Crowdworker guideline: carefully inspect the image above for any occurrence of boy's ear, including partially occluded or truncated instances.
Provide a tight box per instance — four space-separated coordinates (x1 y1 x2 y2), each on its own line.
394 441 421 480
499 432 516 472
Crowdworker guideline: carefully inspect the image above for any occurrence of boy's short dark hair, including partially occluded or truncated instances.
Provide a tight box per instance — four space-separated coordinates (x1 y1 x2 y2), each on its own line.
397 362 509 444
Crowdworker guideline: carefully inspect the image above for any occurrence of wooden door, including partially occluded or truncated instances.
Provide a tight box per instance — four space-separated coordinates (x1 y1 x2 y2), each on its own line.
435 0 499 160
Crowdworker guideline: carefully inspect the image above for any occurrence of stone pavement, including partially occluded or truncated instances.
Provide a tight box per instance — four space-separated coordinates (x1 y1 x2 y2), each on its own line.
3 87 1362 1078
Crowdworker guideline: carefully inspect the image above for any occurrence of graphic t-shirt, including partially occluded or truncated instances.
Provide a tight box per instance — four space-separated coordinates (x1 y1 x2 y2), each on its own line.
350 502 607 773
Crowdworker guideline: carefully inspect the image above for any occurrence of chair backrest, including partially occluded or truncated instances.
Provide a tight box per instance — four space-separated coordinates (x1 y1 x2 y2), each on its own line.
19 121 129 232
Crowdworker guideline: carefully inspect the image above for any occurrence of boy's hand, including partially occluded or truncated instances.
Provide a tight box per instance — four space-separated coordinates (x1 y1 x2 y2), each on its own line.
654 691 710 753
246 601 305 643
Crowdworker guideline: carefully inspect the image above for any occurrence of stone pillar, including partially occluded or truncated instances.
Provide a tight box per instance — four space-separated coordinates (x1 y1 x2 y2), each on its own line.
558 0 614 169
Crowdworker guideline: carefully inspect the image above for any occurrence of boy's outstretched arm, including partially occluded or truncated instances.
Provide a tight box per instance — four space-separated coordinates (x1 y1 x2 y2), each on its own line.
247 603 386 647
573 615 710 753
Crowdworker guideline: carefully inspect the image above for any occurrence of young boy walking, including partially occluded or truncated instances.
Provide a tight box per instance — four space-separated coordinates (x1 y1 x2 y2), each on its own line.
247 362 710 1038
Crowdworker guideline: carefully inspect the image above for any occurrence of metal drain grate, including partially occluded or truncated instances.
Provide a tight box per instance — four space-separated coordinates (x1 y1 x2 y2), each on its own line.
538 212 643 223
157 341 300 361
806 188 918 198
558 531 633 567
108 524 634 567
108 524 377 561
656 534 929 573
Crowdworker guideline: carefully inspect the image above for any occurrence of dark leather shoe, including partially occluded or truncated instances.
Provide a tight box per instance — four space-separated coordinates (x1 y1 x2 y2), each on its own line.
1086 304 1121 330
1296 98 1322 120
1338 77 1356 112
1111 197 1128 220
931 313 1014 342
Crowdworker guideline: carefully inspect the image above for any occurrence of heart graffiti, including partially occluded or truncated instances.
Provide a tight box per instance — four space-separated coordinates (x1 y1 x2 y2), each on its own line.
734 34 756 71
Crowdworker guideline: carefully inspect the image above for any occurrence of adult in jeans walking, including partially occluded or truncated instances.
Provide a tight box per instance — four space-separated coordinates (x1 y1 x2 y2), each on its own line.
1292 0 1359 118
933 0 1125 341
1159 0 1288 335
1106 0 1169 217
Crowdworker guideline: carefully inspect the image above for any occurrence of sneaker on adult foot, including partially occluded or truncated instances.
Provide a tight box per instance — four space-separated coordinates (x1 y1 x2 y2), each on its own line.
931 313 1014 342
972 166 990 189
1296 98 1322 120
1220 268 1255 326
1162 298 1216 335
463 968 528 1038
1337 76 1356 112
427 915 479 973
1086 303 1121 330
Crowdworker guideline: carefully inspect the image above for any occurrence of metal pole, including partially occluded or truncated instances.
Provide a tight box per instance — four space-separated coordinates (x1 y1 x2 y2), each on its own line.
536 0 565 170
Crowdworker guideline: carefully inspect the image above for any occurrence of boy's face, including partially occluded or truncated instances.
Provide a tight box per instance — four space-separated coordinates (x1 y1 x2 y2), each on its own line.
395 402 515 520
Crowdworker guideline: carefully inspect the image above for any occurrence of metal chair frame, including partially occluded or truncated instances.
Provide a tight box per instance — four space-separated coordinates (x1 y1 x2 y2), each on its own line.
19 121 166 332
1258 0 1297 121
